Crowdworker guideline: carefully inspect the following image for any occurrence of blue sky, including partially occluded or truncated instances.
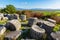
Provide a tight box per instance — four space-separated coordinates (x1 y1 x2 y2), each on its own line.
0 0 60 9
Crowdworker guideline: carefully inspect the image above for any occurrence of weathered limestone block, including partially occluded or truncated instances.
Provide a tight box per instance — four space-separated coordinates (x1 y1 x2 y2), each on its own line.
47 18 56 24
0 26 6 35
4 30 22 40
3 17 8 20
14 14 19 19
42 21 55 34
7 14 19 20
51 31 60 40
30 25 45 39
0 13 4 20
5 19 21 31
28 17 38 27
20 15 26 21
36 19 44 27
0 13 4 17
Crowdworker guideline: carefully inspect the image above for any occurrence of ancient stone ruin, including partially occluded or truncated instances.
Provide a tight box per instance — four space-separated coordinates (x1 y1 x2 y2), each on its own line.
4 30 22 40
20 15 26 21
30 25 45 39
0 26 6 35
51 31 60 40
5 19 21 31
47 18 56 24
42 21 55 34
28 17 38 27
36 19 44 27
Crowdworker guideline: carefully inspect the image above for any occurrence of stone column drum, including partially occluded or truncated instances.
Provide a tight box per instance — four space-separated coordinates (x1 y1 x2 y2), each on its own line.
20 15 26 21
30 25 45 39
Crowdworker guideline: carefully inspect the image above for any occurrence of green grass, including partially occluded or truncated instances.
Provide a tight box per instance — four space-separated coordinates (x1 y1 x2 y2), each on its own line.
0 20 7 25
20 27 30 29
21 20 28 25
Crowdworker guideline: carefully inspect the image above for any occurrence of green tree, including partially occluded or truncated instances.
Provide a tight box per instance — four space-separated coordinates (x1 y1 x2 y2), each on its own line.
5 5 16 14
0 5 16 14
0 8 6 13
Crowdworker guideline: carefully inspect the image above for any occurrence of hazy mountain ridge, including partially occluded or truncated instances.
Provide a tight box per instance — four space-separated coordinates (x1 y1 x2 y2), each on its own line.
16 8 60 11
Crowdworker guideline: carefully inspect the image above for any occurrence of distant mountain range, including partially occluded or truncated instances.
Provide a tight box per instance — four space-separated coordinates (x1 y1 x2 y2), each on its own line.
16 8 60 11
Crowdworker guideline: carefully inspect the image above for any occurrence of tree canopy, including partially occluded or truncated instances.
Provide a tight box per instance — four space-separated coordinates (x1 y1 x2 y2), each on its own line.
0 5 16 14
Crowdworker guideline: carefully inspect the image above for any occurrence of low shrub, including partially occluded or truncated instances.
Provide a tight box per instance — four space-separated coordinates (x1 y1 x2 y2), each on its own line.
53 24 60 32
